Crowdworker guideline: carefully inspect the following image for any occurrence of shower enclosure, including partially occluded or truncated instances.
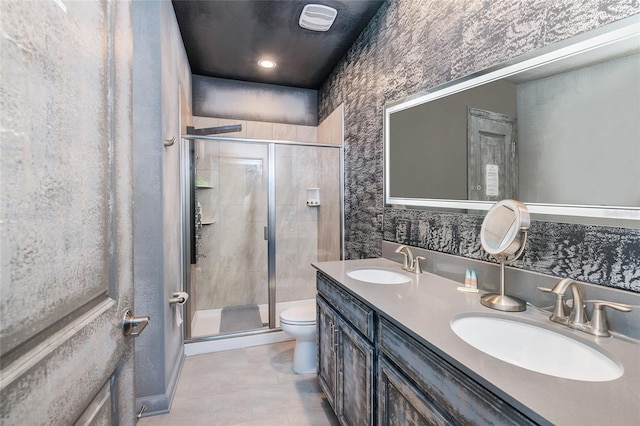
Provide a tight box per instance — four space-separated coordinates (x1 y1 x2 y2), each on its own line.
181 134 343 340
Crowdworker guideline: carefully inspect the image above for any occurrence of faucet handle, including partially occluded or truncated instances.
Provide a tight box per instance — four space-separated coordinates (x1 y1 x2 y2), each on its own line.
395 249 409 270
413 256 425 274
537 286 568 322
394 245 412 270
586 300 632 337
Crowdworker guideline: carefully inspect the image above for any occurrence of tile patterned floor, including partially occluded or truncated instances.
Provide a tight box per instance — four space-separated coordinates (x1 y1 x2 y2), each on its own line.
138 341 339 426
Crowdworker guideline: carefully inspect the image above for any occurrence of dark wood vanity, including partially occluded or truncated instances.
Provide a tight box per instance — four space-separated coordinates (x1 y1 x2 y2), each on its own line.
316 271 538 425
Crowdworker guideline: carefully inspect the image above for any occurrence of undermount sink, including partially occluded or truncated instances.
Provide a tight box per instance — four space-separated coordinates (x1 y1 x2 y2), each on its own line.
346 267 411 284
451 315 623 382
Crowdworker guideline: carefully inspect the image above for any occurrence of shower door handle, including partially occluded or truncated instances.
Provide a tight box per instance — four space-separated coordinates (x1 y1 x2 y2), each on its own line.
264 226 268 241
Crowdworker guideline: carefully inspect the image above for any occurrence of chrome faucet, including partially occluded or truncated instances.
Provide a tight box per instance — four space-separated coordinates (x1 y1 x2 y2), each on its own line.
394 245 424 273
538 278 631 337
539 278 588 330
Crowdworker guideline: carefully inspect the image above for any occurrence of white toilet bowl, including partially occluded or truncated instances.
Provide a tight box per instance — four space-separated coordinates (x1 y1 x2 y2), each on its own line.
280 302 317 374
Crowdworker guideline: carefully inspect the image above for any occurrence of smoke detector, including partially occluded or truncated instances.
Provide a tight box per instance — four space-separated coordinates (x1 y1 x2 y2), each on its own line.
299 4 338 32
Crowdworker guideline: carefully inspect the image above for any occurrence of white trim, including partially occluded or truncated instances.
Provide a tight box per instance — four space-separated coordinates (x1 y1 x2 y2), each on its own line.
184 330 293 356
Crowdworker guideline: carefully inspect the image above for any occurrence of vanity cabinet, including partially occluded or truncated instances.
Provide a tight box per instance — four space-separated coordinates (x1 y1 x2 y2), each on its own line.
317 273 375 426
378 318 537 425
317 271 539 426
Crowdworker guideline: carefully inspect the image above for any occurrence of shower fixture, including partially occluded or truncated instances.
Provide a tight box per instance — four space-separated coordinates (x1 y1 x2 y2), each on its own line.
186 124 242 136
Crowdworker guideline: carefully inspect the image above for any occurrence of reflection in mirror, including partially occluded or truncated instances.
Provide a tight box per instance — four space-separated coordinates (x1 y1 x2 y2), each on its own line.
384 16 640 224
480 200 530 312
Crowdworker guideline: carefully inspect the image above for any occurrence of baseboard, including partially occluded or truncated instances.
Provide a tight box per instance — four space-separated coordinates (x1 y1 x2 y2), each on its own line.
185 329 294 356
136 346 185 418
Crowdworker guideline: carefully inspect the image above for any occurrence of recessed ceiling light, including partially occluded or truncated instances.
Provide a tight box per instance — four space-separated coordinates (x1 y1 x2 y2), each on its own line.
258 59 277 69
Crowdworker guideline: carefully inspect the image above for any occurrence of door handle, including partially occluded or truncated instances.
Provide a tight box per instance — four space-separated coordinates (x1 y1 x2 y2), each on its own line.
122 309 150 337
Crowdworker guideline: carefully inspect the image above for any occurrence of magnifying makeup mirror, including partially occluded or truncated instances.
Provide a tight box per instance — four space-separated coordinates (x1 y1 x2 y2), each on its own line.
480 199 530 312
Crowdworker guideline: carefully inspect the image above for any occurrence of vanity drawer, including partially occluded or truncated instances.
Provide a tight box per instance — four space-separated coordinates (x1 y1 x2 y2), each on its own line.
317 272 374 341
378 318 538 426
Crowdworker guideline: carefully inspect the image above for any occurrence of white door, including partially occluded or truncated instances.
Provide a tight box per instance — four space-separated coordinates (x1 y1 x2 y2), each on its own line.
467 108 518 201
1 1 142 424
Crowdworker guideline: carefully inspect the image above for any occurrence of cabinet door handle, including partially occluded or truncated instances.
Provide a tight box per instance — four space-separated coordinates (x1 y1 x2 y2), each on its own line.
329 320 335 348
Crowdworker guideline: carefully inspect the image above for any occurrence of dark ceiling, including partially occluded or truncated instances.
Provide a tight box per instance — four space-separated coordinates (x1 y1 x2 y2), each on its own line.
172 0 385 89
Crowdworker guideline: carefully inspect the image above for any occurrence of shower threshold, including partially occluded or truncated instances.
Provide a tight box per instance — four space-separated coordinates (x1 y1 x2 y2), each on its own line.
191 298 315 338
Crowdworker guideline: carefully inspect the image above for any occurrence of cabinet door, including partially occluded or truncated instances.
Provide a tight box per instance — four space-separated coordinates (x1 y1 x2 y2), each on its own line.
379 318 537 425
335 316 375 426
317 296 337 410
378 357 452 426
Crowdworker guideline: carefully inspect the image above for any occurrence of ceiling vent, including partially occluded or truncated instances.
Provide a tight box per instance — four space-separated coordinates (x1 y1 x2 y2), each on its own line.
299 4 338 32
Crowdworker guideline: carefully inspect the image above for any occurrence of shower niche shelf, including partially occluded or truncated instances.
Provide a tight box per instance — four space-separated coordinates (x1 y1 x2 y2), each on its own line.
201 220 215 225
196 184 214 189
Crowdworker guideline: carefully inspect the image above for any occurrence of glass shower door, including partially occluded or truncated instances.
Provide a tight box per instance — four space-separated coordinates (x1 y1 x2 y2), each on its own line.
191 140 269 337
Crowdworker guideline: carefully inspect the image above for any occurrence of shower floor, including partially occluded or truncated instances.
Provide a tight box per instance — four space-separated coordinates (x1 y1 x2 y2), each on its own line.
191 298 316 338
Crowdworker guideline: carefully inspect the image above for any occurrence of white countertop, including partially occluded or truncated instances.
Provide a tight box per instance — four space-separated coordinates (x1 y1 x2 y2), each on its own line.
313 258 640 426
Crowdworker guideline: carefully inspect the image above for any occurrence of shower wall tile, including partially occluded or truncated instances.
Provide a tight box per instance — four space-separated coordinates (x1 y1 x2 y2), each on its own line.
317 106 344 262
219 163 246 206
273 123 297 141
199 226 218 258
276 205 299 237
318 149 341 207
317 103 344 146
275 254 318 303
275 143 294 159
277 234 299 255
318 205 342 262
195 139 220 171
193 116 318 143
294 147 318 175
193 116 219 129
297 199 319 224
246 121 273 140
219 205 250 256
275 158 297 206
246 222 268 270
296 125 318 143
317 0 639 291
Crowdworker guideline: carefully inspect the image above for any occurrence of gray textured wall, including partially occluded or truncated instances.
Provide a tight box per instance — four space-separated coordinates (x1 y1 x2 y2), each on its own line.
133 0 191 415
193 75 318 126
318 0 640 291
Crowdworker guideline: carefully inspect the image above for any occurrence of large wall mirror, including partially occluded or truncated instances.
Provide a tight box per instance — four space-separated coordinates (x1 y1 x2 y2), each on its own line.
384 16 639 226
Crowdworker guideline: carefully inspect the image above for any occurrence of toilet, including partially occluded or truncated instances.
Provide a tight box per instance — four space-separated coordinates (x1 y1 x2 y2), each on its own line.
279 301 317 374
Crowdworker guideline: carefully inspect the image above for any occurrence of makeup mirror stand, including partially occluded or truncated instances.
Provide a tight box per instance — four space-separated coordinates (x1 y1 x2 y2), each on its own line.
481 232 528 312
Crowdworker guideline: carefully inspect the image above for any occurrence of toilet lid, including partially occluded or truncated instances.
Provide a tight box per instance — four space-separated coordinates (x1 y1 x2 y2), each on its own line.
280 304 316 324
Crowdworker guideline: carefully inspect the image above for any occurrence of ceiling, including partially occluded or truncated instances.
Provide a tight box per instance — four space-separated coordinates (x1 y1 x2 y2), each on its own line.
172 0 385 89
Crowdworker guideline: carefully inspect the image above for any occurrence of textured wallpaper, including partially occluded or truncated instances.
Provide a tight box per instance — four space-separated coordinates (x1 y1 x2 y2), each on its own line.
318 0 640 291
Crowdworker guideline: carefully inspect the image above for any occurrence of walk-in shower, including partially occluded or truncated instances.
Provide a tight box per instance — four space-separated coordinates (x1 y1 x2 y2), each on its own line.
180 132 343 341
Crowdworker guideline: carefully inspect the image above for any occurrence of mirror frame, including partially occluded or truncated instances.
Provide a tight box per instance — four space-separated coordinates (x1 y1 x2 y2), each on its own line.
384 16 640 222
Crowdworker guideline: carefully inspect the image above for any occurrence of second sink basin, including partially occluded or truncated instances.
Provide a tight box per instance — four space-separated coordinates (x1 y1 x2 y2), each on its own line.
451 315 623 382
346 267 411 284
